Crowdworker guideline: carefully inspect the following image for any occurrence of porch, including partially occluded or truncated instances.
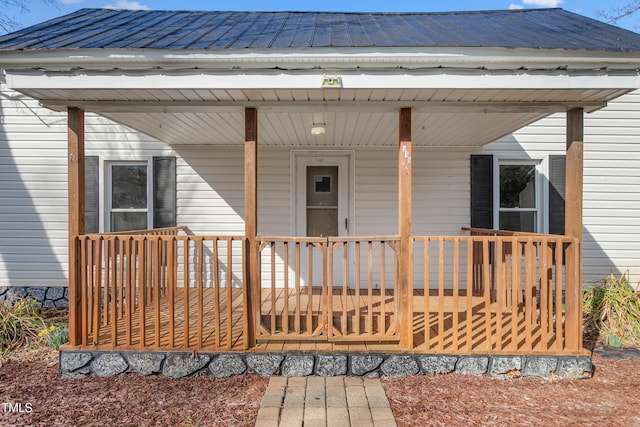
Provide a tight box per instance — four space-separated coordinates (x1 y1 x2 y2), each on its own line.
61 103 587 356
66 227 583 355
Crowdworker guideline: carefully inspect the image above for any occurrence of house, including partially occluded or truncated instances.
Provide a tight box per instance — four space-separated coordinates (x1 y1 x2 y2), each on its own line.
0 8 639 378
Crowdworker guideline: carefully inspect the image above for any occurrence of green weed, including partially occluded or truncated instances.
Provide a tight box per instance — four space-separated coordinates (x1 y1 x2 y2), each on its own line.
39 325 69 349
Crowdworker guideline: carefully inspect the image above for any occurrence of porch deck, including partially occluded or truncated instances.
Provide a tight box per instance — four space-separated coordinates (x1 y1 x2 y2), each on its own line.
72 287 572 355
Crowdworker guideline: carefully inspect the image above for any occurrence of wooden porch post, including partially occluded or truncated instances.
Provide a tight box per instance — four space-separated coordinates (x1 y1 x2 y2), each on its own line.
565 108 583 352
67 107 85 346
244 107 258 348
398 107 414 349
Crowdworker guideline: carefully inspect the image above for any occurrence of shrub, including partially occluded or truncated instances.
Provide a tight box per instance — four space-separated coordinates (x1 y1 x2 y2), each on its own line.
0 298 48 358
0 298 69 360
583 274 640 348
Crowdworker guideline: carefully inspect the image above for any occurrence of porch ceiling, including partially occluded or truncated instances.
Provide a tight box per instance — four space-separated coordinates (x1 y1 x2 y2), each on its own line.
23 87 630 147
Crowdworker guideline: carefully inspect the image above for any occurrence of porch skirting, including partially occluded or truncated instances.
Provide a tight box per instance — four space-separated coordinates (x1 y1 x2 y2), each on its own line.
59 350 593 380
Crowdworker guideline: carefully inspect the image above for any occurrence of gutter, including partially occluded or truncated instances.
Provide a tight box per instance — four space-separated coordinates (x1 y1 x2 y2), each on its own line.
1 47 640 72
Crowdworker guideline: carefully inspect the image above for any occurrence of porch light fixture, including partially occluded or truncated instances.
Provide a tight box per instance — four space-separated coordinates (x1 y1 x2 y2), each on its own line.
311 123 326 136
321 75 342 88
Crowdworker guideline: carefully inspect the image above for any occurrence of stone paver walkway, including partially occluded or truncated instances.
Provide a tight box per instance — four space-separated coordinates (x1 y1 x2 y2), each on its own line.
255 376 397 427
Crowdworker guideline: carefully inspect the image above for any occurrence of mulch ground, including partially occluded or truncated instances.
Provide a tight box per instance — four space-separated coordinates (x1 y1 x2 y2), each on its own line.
1 346 639 426
383 353 640 427
0 348 268 426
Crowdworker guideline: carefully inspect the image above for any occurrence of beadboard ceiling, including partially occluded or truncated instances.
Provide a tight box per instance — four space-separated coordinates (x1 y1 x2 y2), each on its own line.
22 87 628 147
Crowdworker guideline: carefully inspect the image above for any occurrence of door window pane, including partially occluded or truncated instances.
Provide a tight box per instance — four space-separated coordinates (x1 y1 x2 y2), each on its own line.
500 165 536 208
111 165 147 209
314 175 332 193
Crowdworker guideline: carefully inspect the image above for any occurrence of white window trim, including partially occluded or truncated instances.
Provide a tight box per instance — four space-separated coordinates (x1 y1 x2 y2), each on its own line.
100 157 154 232
492 156 548 233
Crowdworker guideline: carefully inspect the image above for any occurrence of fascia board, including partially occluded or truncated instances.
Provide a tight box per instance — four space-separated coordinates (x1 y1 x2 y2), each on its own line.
6 69 640 91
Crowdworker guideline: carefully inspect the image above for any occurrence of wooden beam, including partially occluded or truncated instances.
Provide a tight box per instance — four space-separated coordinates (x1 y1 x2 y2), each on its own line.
67 107 85 346
565 107 583 352
398 107 414 349
244 107 258 348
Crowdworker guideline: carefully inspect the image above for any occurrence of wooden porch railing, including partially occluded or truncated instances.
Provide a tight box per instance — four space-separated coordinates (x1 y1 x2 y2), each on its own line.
257 237 327 340
69 228 247 350
68 229 582 355
256 236 400 342
414 231 581 353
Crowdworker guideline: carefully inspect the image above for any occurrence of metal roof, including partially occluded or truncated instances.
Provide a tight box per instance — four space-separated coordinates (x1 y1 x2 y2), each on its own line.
1 8 640 52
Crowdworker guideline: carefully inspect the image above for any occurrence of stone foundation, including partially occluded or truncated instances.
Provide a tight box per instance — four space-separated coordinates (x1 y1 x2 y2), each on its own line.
0 286 68 308
60 350 593 380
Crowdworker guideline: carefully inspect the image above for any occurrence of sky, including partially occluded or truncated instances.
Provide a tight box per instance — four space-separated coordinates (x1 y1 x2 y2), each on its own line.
1 0 638 34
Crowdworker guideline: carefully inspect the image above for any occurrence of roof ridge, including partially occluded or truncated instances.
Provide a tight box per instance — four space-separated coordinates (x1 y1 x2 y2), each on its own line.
72 8 563 16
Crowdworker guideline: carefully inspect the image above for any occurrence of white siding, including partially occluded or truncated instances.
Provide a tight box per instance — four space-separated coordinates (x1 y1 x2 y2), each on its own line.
1 87 69 286
175 146 244 235
582 92 640 283
2 80 640 287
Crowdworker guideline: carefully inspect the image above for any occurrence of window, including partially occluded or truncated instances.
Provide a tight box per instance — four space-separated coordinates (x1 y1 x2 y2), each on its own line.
470 154 565 234
85 156 176 233
497 162 539 233
106 161 152 232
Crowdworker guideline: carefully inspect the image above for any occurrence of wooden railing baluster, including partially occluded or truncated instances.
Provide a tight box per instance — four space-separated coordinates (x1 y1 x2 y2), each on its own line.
466 237 473 351
343 242 349 336
295 243 301 335
496 238 503 351
437 237 445 351
354 242 361 336
511 237 520 352
423 238 430 350
283 242 289 335
138 237 146 349
452 238 460 351
226 238 233 350
213 237 221 348
380 241 386 336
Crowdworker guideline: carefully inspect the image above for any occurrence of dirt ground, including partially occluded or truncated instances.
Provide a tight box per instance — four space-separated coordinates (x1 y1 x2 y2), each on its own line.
0 347 639 426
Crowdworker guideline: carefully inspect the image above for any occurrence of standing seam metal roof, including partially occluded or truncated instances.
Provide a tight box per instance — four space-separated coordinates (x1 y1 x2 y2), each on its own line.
1 8 640 52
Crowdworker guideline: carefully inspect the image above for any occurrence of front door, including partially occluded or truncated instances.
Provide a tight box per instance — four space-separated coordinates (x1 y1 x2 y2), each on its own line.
294 153 352 287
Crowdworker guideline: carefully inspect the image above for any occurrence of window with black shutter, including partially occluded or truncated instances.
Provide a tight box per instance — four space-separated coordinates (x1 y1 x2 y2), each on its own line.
470 154 565 234
84 156 176 232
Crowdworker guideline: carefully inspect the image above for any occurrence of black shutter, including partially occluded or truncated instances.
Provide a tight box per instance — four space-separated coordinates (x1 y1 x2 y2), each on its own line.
153 156 176 228
470 155 494 229
84 156 99 233
549 155 566 235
